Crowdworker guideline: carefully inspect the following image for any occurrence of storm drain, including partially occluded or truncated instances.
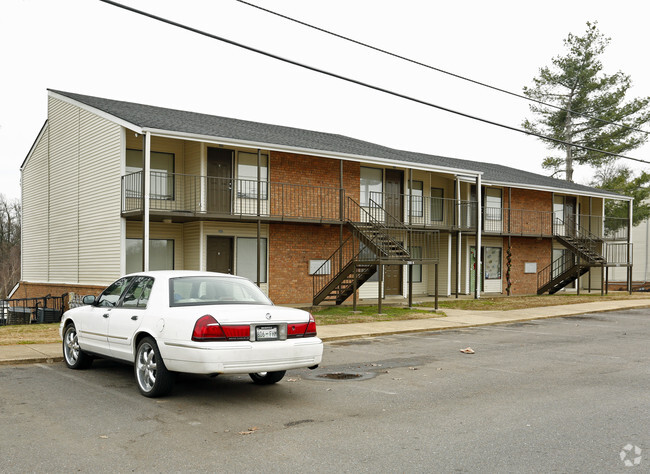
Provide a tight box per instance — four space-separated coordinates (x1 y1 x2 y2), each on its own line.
317 372 363 380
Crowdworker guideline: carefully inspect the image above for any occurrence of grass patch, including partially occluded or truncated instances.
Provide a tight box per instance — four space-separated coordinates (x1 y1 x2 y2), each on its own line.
312 305 444 325
436 293 650 311
0 323 61 345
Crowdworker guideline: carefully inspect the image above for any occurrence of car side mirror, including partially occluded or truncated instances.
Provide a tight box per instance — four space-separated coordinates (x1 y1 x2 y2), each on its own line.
82 295 96 305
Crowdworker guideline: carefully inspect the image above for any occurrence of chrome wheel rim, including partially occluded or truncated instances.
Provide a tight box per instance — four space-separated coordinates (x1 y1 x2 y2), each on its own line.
136 342 157 392
64 327 80 365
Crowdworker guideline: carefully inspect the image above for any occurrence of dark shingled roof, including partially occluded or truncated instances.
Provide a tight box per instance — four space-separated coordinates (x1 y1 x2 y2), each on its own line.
50 89 622 198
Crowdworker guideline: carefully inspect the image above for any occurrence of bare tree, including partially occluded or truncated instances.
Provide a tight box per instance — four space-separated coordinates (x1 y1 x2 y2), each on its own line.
0 194 21 299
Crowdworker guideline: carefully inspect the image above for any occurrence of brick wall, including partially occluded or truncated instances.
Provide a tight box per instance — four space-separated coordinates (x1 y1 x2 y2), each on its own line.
269 223 351 304
12 281 105 300
504 237 551 295
505 188 553 235
269 151 360 220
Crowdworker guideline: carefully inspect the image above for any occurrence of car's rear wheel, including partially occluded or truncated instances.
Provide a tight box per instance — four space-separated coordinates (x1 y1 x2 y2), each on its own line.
62 324 92 369
249 370 286 385
135 337 174 397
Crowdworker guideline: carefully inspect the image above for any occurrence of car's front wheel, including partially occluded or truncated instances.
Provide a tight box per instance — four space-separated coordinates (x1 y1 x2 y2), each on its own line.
62 323 92 369
135 337 174 397
249 370 286 385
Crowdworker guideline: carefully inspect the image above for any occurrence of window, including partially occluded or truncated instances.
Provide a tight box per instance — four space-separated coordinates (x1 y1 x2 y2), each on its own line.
485 188 502 221
237 152 268 199
483 247 502 280
409 246 422 283
431 188 444 222
360 167 383 207
121 277 154 309
126 149 175 200
170 276 271 306
126 239 174 275
96 277 133 307
236 237 267 283
409 181 423 218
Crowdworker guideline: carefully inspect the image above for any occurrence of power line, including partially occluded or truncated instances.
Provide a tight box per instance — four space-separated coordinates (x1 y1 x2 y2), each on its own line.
99 0 650 167
236 0 650 137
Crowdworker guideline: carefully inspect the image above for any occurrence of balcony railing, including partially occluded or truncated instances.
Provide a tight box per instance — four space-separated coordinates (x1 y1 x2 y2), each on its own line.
122 171 343 223
121 172 630 241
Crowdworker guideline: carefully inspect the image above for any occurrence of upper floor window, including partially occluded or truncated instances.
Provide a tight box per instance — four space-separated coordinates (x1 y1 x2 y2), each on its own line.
409 181 423 218
237 152 268 199
361 167 383 207
126 149 175 200
485 188 502 221
431 188 444 222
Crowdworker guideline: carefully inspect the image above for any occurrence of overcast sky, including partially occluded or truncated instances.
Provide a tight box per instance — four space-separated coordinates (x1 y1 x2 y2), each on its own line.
1 0 649 202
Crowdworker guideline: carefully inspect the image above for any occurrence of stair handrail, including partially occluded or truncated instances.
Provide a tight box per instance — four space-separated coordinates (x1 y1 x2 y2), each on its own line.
346 197 410 258
312 235 367 302
553 215 605 264
537 253 576 292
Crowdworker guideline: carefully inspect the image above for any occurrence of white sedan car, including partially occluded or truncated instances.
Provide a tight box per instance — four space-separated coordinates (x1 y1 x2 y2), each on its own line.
60 271 323 397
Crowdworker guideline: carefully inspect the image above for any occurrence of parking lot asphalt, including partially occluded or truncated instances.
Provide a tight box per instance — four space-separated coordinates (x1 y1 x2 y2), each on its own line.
1 298 649 365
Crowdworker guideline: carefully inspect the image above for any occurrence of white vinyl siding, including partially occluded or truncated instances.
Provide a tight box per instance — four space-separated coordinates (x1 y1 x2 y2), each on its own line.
47 98 80 282
22 98 123 286
183 222 202 271
21 124 50 282
78 108 122 284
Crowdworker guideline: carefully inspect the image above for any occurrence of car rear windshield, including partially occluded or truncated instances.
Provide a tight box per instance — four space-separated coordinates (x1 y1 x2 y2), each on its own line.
169 276 272 307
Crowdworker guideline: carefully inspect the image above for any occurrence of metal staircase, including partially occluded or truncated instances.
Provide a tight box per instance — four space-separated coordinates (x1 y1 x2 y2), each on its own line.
537 217 606 294
312 198 413 305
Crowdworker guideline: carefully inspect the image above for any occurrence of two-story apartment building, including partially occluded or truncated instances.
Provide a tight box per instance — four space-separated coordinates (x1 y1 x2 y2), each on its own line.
17 90 633 305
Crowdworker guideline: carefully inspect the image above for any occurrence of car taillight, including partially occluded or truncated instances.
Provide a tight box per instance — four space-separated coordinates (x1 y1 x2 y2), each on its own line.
305 313 317 337
287 314 317 338
192 315 250 342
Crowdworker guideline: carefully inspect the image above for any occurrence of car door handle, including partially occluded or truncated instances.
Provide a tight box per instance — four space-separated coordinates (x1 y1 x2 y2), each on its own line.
103 313 109 318
131 315 138 321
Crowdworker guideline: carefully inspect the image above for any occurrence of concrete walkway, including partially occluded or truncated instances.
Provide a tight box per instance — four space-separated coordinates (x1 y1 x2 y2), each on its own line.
1 299 649 366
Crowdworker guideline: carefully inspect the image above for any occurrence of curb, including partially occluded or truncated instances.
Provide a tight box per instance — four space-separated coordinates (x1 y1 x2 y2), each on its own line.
0 356 63 366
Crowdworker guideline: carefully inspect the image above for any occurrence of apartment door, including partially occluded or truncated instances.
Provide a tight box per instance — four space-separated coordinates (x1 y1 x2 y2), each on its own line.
207 147 233 213
385 169 404 221
207 236 233 274
564 196 577 235
384 264 402 296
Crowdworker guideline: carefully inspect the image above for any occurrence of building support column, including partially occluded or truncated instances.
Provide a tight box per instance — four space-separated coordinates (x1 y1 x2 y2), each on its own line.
475 174 482 299
408 264 413 308
435 263 439 310
352 263 358 312
456 232 461 297
456 177 462 298
339 160 344 270
378 262 383 314
628 199 633 295
142 131 151 271
601 264 604 296
256 149 262 287
588 196 593 294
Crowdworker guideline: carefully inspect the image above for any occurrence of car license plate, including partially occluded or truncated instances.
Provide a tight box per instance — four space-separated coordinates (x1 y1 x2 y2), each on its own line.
256 326 278 341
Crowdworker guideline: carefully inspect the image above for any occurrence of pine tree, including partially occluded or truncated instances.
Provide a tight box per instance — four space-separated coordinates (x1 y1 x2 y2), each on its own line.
522 22 650 182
